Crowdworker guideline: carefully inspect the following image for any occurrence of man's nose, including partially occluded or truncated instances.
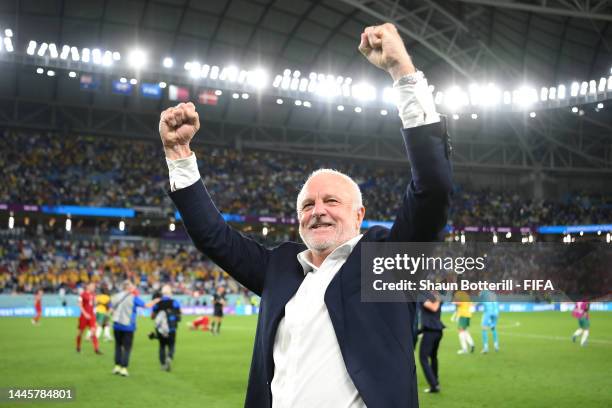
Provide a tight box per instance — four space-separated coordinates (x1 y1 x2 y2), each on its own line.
312 199 327 217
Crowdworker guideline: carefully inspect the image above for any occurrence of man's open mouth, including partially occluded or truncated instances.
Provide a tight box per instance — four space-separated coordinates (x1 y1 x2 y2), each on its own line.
310 223 333 229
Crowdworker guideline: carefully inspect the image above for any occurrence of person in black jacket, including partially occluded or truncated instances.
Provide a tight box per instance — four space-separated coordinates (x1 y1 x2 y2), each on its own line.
419 290 445 393
151 285 182 371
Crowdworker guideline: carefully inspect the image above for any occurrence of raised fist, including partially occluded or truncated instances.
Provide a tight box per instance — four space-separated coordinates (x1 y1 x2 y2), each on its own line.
358 23 416 81
159 102 200 159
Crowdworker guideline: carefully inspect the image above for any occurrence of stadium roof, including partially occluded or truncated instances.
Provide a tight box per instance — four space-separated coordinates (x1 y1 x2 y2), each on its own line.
0 0 611 174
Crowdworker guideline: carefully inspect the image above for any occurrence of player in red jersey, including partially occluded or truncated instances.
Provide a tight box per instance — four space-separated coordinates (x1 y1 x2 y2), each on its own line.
76 282 102 354
32 289 43 325
189 315 210 331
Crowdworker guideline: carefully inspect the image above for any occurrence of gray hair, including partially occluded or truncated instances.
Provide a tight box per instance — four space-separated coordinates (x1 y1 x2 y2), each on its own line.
296 168 363 216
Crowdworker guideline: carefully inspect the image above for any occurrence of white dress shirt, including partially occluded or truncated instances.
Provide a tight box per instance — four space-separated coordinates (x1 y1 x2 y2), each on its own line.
165 71 440 406
271 234 364 408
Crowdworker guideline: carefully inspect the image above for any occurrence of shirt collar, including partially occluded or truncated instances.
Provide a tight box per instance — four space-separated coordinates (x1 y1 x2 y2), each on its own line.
297 234 363 275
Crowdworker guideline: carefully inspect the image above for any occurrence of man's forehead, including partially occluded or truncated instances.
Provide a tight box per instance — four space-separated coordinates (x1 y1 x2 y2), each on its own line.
302 173 352 196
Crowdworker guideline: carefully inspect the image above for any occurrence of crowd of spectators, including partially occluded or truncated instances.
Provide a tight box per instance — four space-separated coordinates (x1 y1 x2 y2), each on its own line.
1 129 610 225
0 237 245 297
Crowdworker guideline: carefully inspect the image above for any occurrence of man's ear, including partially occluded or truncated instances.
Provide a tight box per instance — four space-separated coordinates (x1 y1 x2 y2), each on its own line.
356 207 366 229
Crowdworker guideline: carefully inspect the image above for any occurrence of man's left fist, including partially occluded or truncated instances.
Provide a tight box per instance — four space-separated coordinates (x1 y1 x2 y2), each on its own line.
358 23 416 81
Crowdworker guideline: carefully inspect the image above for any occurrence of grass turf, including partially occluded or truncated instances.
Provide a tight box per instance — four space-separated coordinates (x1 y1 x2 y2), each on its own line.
0 312 610 407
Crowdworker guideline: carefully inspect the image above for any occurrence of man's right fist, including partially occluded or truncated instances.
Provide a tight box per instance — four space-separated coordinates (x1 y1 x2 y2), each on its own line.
159 102 200 160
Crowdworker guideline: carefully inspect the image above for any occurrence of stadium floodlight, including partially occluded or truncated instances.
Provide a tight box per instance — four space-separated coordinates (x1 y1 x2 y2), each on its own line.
60 45 70 59
113 51 120 61
4 28 12 37
303 101 311 108
481 84 501 107
506 231 512 239
354 106 362 113
492 233 498 244
214 89 222 96
47 70 55 77
37 42 48 57
607 233 611 243
608 76 612 90
129 78 137 85
92 48 102 64
283 69 291 77
183 61 192 71
128 49 147 69
120 77 127 83
380 109 388 116
49 43 58 58
529 111 536 118
444 86 469 111
65 218 72 232
169 223 176 232
596 102 604 109
102 51 113 66
503 91 511 105
3 37 13 52
201 64 211 79
589 80 597 94
232 93 239 99
119 220 125 231
276 98 283 105
281 76 290 90
247 69 268 89
188 62 201 79
579 81 588 96
27 40 37 55
8 215 14 229
578 109 584 116
68 71 76 78
82 48 91 63
295 99 302 106
468 83 482 106
598 77 607 92
571 106 578 113
549 87 557 100
579 231 584 236
434 91 443 105
337 105 344 111
210 65 220 80
273 75 282 88
36 67 44 74
163 57 174 68
514 86 538 108
452 114 459 120
471 113 478 120
293 70 301 78
558 84 566 99
224 66 238 82
238 70 248 84
241 93 249 99
352 82 376 102
570 82 579 97
298 78 309 92
70 46 79 61
159 81 167 88
290 77 299 90
540 87 548 102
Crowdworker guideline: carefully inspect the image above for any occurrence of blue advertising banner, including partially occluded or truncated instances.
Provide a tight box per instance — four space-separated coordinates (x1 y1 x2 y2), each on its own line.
111 80 133 95
140 82 162 99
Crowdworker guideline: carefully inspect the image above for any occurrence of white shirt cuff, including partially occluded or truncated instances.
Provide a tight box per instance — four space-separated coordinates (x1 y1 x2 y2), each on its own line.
394 70 440 129
166 152 201 192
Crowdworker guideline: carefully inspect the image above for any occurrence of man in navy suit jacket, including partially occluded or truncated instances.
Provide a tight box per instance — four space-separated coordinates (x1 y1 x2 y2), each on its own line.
159 23 451 408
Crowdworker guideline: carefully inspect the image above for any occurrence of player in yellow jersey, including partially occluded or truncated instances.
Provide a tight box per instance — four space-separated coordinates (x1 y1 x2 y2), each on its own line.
95 287 113 342
453 290 474 354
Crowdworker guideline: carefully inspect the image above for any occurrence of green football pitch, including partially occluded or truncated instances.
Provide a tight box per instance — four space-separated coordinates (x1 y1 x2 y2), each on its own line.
1 312 610 408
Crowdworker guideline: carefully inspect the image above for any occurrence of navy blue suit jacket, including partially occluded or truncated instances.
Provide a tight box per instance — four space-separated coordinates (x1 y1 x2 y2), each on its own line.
169 120 452 408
